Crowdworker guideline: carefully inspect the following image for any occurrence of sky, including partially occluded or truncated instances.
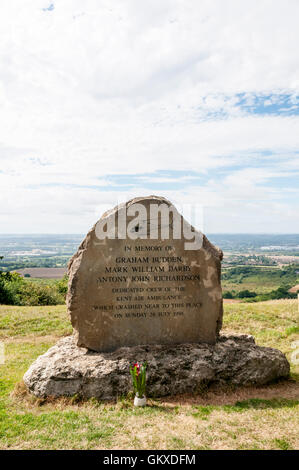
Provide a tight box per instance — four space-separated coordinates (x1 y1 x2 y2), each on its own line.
0 0 298 234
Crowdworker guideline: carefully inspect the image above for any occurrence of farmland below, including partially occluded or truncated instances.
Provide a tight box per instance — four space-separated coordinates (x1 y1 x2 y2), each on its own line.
0 234 299 305
1 233 299 272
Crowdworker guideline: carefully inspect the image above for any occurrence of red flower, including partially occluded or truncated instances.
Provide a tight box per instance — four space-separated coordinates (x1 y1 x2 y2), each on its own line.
133 362 140 376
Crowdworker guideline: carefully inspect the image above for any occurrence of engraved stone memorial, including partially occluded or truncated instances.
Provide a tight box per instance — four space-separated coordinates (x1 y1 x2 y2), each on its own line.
67 196 223 352
23 195 290 399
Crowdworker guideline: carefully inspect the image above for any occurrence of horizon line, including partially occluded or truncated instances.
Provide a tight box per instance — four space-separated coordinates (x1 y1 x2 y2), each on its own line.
0 233 299 236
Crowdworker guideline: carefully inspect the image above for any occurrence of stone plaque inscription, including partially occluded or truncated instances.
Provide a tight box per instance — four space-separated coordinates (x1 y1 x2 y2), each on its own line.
67 196 223 351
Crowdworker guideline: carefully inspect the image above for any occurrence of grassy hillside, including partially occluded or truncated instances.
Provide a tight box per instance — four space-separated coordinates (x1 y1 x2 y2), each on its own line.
0 301 298 450
222 265 299 297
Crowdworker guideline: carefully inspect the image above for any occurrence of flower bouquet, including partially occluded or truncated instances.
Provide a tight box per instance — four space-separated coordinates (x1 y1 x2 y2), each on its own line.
130 362 147 406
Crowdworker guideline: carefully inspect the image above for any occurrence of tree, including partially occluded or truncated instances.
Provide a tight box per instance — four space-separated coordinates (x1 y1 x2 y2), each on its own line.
223 291 234 299
237 290 257 299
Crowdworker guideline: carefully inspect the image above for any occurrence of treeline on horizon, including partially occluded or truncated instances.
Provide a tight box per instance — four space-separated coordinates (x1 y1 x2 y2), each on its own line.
0 256 70 271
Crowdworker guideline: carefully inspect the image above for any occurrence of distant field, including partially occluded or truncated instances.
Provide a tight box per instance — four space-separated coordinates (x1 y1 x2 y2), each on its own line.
222 278 279 294
0 300 298 450
221 265 299 296
14 268 67 279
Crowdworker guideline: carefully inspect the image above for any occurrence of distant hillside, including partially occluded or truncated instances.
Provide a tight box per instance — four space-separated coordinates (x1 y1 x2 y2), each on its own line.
207 233 299 252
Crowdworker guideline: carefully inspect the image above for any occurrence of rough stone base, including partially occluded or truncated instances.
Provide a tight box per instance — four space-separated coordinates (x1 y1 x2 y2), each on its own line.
23 334 290 400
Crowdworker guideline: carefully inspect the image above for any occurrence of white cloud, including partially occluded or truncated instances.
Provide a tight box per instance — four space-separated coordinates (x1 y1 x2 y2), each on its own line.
0 0 298 232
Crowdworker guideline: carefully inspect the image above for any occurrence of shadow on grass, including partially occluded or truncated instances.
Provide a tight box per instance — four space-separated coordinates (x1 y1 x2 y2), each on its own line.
10 382 180 415
10 380 298 416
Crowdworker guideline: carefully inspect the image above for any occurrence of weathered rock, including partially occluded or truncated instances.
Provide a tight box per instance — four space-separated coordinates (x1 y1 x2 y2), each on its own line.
67 196 223 352
23 334 290 399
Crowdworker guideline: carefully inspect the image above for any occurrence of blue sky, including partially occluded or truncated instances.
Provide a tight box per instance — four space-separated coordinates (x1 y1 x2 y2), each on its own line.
0 1 298 233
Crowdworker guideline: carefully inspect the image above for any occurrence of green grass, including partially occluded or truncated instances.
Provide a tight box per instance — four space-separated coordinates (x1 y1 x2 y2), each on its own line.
0 408 117 449
0 300 298 450
273 438 293 450
222 279 280 294
25 278 62 285
223 299 299 373
0 305 71 337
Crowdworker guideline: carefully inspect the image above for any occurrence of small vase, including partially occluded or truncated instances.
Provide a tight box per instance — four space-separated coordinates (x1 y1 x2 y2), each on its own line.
134 394 146 407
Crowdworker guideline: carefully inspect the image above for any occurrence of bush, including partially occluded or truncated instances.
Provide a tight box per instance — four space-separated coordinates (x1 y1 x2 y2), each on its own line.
16 281 64 306
56 275 68 296
247 286 297 302
0 272 66 306
223 291 234 299
237 290 257 299
267 286 296 300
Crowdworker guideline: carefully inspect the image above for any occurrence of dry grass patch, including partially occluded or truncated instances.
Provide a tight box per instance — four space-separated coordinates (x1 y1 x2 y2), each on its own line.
99 401 298 450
